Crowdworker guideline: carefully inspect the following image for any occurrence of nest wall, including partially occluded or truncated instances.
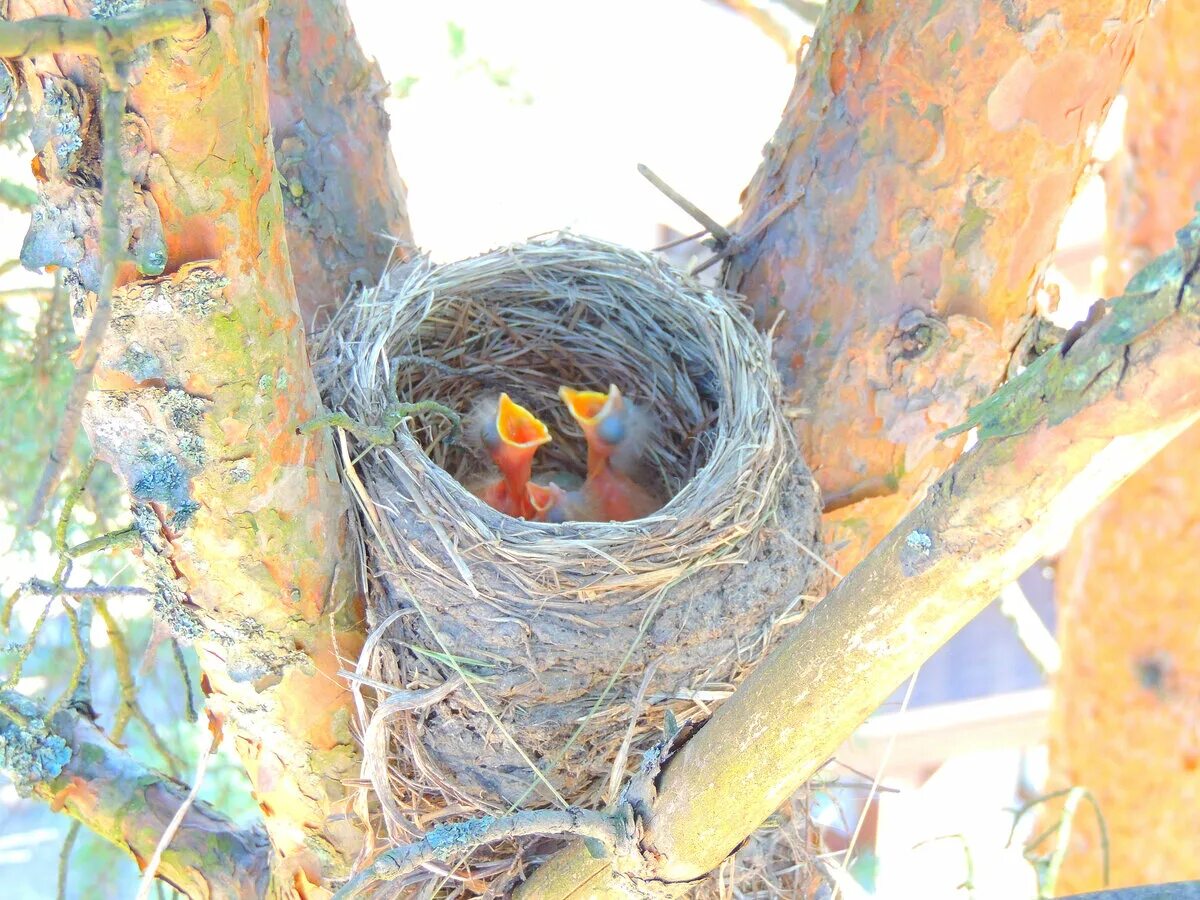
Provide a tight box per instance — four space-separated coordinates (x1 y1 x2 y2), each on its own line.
315 235 823 833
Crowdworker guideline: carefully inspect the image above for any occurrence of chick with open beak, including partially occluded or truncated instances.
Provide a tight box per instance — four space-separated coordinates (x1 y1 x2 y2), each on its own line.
468 392 551 519
553 384 661 522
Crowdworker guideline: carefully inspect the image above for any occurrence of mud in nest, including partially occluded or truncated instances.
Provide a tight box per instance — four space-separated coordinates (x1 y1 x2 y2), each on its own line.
314 234 823 875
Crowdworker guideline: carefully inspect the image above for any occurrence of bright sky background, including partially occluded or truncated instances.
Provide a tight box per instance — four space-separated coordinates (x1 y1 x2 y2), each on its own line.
345 0 799 260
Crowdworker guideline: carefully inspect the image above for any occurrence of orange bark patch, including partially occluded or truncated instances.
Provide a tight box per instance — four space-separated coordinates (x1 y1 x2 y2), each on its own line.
1049 5 1200 891
730 0 1149 570
278 632 363 752
1050 424 1200 892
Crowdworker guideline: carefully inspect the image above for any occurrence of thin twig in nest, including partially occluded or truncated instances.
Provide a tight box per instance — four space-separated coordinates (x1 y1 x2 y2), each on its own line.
333 807 630 899
637 163 732 246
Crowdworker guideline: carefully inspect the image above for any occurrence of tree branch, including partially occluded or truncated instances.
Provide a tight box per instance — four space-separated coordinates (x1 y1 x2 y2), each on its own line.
8 0 372 884
1062 883 1200 900
335 808 630 899
0 692 270 899
266 0 413 326
518 215 1200 894
0 3 205 59
727 0 1151 570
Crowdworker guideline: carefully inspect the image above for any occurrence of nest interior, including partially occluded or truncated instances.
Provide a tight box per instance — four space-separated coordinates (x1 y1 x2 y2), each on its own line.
315 234 824 836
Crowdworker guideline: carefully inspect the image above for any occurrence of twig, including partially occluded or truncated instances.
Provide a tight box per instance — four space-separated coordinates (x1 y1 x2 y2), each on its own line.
692 191 804 275
333 808 628 899
637 163 732 246
652 227 707 252
133 731 218 900
56 821 81 900
1044 787 1109 896
605 657 660 806
0 696 32 728
19 579 151 600
46 596 86 720
708 0 796 58
836 668 919 899
64 525 140 559
95 598 183 775
998 581 1061 676
68 598 95 715
170 639 197 722
95 598 135 740
299 401 462 445
0 2 205 59
25 68 127 527
1 596 55 690
2 461 96 691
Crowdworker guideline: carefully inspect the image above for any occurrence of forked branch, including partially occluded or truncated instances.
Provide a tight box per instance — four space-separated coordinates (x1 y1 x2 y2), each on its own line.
518 217 1200 894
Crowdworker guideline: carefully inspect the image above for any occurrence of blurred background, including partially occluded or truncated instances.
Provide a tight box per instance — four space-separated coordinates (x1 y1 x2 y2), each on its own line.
0 1 1127 896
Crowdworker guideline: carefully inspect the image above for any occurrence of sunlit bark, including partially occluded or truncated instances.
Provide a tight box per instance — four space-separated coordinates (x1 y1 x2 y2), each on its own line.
1047 3 1200 891
728 0 1152 569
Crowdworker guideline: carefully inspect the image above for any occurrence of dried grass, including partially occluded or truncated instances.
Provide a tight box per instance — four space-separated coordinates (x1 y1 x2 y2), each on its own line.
313 233 823 894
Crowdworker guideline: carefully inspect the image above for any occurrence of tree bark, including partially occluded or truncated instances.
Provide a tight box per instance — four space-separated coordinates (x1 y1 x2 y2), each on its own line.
1 692 272 899
267 0 413 327
5 0 365 890
519 214 1200 895
1046 3 1200 891
727 0 1152 569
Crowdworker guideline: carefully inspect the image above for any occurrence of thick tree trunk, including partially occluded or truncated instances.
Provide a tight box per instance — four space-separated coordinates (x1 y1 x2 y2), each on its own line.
727 0 1151 569
267 0 413 327
1046 4 1200 892
5 1 369 891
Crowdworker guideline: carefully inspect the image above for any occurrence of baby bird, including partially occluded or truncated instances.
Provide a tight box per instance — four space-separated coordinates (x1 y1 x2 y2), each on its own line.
526 480 594 524
468 392 551 518
556 384 661 522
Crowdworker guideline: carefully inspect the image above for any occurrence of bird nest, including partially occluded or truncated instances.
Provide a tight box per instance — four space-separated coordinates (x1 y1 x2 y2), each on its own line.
314 234 823 882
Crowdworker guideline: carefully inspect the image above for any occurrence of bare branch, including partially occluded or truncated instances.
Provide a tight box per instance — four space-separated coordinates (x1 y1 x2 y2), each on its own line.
0 3 204 59
299 401 462 445
0 692 270 898
637 163 731 246
20 580 151 600
56 821 81 900
998 581 1061 676
518 216 1200 893
334 808 629 899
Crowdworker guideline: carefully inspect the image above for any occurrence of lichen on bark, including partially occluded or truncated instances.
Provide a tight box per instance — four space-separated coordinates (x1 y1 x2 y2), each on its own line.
7 0 368 888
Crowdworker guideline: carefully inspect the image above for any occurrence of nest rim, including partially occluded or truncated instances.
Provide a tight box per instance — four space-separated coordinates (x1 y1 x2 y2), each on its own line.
315 232 800 601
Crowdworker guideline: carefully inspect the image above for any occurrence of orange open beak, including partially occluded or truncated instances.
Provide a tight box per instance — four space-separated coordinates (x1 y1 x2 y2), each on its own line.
558 385 620 427
559 384 623 473
495 393 551 450
487 393 550 517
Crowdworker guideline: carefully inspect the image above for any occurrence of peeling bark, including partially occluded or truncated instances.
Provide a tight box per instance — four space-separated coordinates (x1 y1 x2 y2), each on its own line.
7 1 365 890
1047 4 1200 891
267 0 413 327
727 0 1152 568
